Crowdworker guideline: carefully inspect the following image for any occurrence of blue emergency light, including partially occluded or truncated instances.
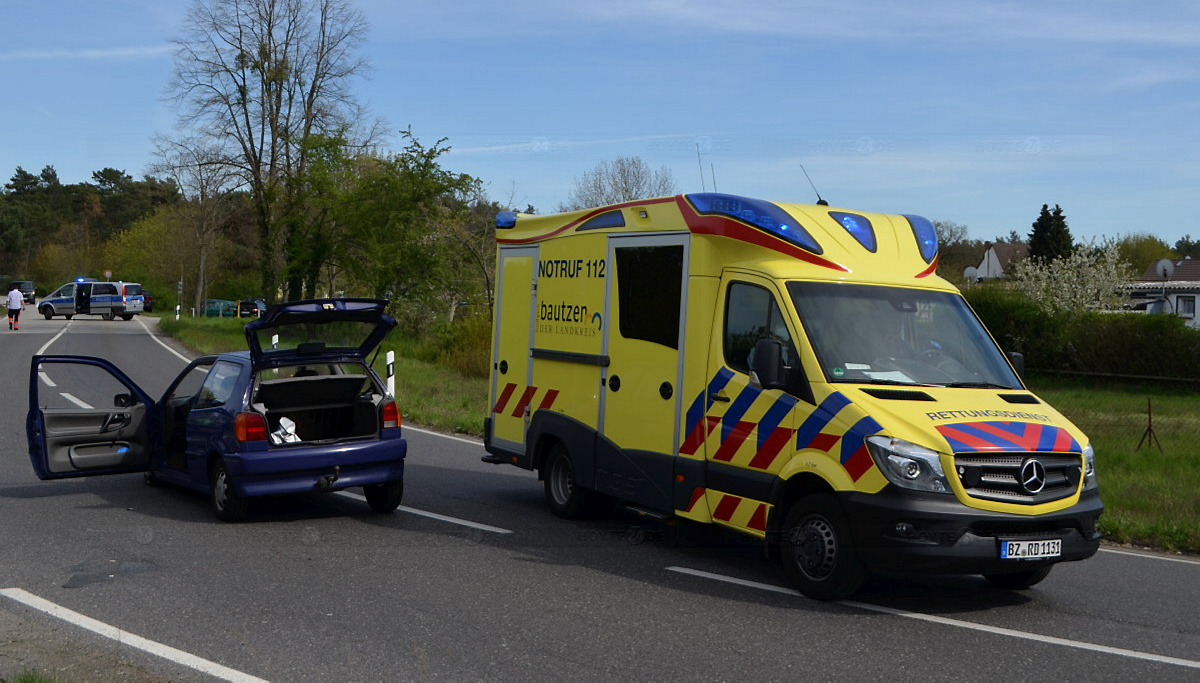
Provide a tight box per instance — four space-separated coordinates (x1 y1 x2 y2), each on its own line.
686 193 823 255
904 214 939 263
829 211 877 252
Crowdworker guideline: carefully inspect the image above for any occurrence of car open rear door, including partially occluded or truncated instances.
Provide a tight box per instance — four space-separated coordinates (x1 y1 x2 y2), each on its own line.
27 355 159 480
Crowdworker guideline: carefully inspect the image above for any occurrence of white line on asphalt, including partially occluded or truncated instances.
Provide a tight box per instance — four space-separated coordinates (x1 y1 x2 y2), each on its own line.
334 491 512 534
38 371 56 387
666 566 1200 671
403 424 482 446
60 393 92 409
0 588 269 682
135 316 193 363
36 322 72 355
1100 547 1200 565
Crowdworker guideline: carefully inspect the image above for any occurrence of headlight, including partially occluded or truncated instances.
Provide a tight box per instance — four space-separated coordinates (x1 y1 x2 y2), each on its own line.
1082 443 1098 491
867 436 950 494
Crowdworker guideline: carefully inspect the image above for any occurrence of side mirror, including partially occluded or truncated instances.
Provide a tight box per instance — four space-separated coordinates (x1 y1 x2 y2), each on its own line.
751 339 786 390
114 393 133 408
1007 351 1025 379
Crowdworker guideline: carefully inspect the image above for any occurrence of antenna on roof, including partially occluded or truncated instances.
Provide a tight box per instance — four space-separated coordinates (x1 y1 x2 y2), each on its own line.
800 163 828 206
696 143 707 192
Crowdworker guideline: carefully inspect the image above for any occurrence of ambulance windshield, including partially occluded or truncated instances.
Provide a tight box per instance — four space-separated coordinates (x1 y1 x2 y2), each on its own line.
786 282 1022 389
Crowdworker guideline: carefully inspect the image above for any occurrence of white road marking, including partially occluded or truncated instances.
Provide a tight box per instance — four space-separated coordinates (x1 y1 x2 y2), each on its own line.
0 587 269 682
667 566 1200 671
1100 547 1200 565
60 393 92 409
38 371 56 387
36 321 72 355
333 491 511 533
403 424 482 446
135 316 193 363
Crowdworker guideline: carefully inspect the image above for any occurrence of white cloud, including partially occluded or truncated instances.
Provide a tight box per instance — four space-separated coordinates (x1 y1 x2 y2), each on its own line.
0 45 173 62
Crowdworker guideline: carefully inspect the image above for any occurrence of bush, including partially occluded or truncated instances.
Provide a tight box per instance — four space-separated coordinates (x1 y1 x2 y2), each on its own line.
416 312 492 379
966 285 1200 380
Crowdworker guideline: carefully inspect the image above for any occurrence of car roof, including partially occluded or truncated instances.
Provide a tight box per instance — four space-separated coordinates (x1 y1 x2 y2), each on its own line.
243 298 395 366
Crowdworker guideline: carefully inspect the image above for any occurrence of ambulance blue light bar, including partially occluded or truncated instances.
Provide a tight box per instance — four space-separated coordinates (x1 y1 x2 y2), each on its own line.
829 211 877 252
904 214 939 263
495 211 518 229
687 193 823 254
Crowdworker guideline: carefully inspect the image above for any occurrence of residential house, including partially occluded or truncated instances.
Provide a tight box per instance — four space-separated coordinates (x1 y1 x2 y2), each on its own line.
972 242 1029 280
1126 257 1200 328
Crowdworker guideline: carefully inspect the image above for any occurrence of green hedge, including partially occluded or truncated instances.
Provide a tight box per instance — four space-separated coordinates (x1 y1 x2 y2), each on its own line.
965 286 1200 380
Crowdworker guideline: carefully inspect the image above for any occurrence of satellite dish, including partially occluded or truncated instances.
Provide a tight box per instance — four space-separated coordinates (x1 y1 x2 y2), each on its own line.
963 266 979 282
1156 258 1175 280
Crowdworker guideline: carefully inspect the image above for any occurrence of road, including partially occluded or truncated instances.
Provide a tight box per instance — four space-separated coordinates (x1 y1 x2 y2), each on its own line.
2 315 1199 681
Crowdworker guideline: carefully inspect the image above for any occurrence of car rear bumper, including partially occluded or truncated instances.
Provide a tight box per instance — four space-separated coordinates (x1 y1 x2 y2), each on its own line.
225 438 407 497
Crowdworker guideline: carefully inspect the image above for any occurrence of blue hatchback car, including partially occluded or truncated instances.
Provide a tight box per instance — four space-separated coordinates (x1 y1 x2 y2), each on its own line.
26 298 407 521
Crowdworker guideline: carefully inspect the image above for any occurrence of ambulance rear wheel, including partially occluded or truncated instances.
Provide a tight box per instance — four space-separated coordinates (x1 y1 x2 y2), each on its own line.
544 442 587 519
780 494 866 600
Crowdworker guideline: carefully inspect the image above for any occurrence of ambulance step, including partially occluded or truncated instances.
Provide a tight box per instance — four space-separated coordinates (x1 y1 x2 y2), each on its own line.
480 454 509 464
622 505 674 523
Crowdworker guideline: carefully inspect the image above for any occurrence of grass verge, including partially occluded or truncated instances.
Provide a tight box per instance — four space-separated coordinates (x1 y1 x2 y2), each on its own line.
148 317 1199 553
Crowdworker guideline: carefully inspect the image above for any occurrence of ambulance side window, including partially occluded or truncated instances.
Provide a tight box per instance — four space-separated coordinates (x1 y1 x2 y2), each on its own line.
614 245 683 349
724 282 793 374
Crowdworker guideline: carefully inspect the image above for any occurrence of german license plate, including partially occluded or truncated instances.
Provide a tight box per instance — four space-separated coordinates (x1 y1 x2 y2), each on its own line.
1000 539 1061 560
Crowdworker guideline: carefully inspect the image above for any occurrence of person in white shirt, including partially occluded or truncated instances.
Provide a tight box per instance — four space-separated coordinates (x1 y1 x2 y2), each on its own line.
7 284 25 331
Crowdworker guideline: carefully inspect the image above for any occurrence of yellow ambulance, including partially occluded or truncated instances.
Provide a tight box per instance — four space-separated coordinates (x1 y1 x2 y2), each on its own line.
483 193 1102 599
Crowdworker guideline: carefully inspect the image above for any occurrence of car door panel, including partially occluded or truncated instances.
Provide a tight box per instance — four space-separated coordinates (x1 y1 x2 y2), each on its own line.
28 355 159 480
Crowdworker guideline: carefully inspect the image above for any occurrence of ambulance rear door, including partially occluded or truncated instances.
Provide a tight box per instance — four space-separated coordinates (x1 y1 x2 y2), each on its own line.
597 234 689 511
489 246 539 453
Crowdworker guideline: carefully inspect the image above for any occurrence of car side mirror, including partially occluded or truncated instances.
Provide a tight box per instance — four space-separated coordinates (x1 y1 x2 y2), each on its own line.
1007 351 1025 379
751 339 786 390
114 393 133 408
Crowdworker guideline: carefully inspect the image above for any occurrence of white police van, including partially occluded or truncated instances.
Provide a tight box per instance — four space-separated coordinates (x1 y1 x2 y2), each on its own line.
39 279 145 321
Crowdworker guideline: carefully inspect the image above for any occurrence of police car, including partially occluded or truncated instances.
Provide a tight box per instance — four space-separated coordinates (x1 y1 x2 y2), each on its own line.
39 279 145 321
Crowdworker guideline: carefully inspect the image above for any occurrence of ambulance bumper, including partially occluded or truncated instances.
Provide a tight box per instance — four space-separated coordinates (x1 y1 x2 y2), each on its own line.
838 487 1103 574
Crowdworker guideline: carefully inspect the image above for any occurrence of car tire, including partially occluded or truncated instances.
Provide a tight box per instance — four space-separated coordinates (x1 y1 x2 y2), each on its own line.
120 314 134 321
363 479 404 513
779 494 867 600
102 312 115 321
143 472 161 487
40 306 53 320
984 565 1053 589
210 458 248 522
65 314 73 320
543 441 588 519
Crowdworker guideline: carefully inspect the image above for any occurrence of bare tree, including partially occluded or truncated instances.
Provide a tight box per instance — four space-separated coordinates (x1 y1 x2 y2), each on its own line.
151 136 241 310
167 0 382 300
558 156 676 212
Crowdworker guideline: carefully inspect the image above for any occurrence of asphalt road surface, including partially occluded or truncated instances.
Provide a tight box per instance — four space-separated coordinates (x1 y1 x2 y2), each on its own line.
2 315 1198 681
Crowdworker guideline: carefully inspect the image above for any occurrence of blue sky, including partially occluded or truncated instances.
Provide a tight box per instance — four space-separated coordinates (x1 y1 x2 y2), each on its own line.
2 0 1198 248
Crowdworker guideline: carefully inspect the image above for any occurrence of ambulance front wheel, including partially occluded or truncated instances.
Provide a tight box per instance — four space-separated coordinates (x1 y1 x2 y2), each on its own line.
780 494 867 600
544 442 588 519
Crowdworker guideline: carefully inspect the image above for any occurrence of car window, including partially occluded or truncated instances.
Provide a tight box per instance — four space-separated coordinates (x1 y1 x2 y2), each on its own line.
123 284 141 295
194 361 242 409
94 283 117 296
52 285 74 297
165 360 214 406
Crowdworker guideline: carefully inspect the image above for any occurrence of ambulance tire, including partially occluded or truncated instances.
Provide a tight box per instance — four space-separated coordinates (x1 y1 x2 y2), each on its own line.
544 442 588 519
780 494 866 600
983 565 1052 589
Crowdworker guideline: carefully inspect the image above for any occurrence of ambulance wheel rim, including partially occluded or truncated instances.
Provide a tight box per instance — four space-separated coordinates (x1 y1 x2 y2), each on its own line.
549 456 574 506
793 515 838 580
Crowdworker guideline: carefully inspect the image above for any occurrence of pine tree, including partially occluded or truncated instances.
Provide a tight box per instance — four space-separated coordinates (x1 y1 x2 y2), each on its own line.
1027 204 1074 262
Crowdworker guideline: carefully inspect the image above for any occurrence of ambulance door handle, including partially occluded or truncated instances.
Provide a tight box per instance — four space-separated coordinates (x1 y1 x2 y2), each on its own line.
709 393 730 403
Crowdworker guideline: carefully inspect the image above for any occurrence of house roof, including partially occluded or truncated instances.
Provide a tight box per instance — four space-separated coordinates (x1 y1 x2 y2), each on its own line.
985 242 1029 268
1139 257 1200 281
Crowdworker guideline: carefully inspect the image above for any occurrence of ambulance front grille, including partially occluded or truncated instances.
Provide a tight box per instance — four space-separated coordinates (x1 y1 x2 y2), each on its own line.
952 453 1082 504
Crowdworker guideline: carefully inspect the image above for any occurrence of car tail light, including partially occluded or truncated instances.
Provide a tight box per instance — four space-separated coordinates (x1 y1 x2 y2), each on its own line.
235 412 269 442
381 400 401 430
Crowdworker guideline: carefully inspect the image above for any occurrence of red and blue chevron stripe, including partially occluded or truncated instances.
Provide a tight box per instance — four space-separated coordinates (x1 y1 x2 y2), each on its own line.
936 421 1081 453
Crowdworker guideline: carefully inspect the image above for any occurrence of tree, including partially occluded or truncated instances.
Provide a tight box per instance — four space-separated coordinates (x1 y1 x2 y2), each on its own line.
168 0 382 300
931 220 984 285
558 156 675 212
1175 235 1200 259
1027 204 1073 262
1007 239 1129 315
1113 233 1173 278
